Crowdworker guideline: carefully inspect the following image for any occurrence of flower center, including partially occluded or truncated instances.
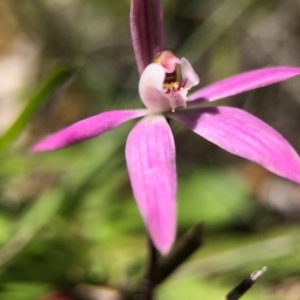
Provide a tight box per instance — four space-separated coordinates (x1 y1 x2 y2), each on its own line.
138 51 199 114
153 51 199 112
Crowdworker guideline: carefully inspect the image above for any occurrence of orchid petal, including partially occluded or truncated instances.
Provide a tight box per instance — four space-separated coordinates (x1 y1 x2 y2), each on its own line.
139 63 170 113
32 109 148 152
180 58 200 89
188 67 300 103
126 115 177 254
130 0 164 75
170 107 300 183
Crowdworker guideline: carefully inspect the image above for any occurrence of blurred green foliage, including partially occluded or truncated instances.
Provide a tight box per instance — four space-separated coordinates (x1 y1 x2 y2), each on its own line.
1 0 300 299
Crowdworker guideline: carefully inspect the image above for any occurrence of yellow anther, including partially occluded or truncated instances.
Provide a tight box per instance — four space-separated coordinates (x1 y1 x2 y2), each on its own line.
163 82 180 91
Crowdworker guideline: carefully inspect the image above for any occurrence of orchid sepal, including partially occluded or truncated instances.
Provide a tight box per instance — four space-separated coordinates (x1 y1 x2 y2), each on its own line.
169 106 300 184
188 67 300 103
31 109 148 152
125 115 177 254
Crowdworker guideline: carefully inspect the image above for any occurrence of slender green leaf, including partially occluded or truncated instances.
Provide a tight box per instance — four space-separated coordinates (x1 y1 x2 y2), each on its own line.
0 66 77 153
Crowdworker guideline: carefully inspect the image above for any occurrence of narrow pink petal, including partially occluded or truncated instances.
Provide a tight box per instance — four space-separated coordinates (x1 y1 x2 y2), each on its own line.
188 67 300 103
180 58 200 89
130 0 164 75
31 109 148 152
170 107 300 183
126 115 177 254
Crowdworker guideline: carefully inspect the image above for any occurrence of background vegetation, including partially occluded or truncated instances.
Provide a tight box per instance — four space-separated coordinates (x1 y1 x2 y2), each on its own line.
0 0 300 299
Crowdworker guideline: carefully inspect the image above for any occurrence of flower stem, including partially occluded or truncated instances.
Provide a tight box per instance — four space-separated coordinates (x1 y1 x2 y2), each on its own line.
144 237 158 300
156 222 203 285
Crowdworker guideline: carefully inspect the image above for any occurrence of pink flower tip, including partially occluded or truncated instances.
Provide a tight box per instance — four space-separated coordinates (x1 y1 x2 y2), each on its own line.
156 236 175 255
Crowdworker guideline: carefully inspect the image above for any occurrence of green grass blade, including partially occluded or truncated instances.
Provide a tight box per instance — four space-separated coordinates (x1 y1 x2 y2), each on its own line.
0 65 76 153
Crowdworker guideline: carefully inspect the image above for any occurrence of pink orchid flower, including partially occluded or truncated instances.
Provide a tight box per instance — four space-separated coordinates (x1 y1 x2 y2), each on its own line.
32 0 300 255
